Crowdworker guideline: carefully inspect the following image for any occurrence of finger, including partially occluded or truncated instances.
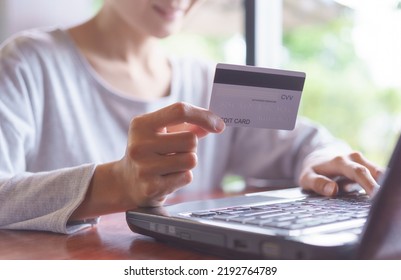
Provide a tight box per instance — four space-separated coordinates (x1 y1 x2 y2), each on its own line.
155 131 198 154
162 170 194 192
313 156 379 196
140 102 225 133
141 170 193 205
126 130 198 159
340 161 379 196
160 152 198 175
348 152 385 181
300 168 339 196
167 123 209 138
138 152 198 177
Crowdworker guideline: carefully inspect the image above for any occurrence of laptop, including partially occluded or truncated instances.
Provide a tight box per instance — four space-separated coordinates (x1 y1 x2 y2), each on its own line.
126 133 401 259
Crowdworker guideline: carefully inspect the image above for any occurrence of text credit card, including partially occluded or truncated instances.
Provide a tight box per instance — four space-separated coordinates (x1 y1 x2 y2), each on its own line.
209 63 306 130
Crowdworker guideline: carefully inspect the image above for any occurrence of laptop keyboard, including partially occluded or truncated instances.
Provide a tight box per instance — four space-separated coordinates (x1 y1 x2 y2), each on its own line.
189 193 371 233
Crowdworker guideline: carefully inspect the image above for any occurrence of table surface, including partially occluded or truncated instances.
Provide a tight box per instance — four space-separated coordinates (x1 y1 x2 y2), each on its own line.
0 187 273 260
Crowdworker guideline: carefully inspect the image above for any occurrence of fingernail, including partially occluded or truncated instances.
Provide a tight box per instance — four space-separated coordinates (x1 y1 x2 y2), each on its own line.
214 118 225 132
324 182 335 196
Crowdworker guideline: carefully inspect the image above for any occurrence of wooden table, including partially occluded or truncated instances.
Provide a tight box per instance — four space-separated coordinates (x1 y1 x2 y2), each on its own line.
0 187 272 260
0 212 219 260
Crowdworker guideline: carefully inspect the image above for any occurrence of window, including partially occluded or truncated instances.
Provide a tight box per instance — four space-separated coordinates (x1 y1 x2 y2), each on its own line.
281 0 401 165
240 0 401 166
162 0 246 64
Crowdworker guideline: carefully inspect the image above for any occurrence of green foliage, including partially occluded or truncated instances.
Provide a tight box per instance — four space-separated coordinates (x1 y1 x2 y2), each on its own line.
283 18 401 165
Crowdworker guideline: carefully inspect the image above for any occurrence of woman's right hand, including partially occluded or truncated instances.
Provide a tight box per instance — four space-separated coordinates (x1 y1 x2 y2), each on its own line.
117 102 225 208
70 102 225 222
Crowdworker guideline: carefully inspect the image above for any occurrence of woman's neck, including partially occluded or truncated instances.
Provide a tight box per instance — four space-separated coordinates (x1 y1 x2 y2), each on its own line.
67 10 172 101
75 7 165 63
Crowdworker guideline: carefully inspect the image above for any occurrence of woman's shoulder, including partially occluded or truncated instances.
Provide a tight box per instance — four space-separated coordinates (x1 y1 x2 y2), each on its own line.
0 27 70 61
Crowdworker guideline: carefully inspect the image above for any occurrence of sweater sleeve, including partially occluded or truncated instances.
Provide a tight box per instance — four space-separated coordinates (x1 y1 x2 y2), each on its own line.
0 165 97 234
0 34 97 234
227 117 352 185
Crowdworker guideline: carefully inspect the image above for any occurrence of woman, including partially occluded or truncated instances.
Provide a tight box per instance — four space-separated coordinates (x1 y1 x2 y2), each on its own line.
0 0 382 233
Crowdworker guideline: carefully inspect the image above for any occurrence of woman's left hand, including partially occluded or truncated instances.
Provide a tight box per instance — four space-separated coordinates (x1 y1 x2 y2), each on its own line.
299 152 385 197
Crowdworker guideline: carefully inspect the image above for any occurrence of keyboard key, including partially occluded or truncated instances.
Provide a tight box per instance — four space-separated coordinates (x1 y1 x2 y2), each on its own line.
191 211 216 217
189 194 371 232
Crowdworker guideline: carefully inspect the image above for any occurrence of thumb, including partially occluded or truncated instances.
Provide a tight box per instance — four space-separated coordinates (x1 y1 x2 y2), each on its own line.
300 169 339 197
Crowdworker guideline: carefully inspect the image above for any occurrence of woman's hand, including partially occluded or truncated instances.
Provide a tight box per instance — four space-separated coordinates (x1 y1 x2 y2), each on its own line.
118 102 225 208
299 152 384 197
70 102 225 221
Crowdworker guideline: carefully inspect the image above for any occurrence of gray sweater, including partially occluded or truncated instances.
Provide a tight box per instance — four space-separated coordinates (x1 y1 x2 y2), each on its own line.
0 28 350 234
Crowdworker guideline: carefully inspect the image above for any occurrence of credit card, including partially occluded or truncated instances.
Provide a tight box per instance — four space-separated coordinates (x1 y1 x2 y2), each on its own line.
209 63 305 130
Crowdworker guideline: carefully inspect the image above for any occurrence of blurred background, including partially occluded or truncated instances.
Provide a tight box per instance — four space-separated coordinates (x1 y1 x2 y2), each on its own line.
1 0 401 168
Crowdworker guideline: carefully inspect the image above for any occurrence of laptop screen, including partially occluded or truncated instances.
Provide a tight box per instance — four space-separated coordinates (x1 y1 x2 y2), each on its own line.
358 132 401 259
